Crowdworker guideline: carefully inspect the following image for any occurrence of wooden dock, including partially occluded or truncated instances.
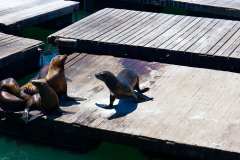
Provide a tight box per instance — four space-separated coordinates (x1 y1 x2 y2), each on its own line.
84 0 240 20
2 53 240 159
0 32 42 80
145 0 240 20
49 8 240 72
0 0 79 33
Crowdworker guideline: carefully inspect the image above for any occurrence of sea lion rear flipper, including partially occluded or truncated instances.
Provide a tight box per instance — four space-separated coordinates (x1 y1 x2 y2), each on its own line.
61 95 87 101
134 79 150 93
28 112 44 122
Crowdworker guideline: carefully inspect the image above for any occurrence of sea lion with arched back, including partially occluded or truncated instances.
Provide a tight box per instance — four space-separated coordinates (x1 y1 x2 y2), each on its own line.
95 69 150 108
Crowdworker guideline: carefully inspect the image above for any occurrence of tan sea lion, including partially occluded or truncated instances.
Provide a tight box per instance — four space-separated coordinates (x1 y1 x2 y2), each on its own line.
31 79 59 113
45 54 67 97
21 54 67 96
22 54 85 101
95 69 150 108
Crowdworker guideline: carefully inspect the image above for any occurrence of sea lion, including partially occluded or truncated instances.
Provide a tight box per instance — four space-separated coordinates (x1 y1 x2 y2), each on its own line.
45 54 67 97
22 54 85 101
95 69 150 108
0 78 21 97
21 54 67 96
31 79 59 114
0 78 41 122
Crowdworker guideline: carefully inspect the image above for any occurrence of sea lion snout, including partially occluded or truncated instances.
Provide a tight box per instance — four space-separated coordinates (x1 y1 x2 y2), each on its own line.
95 71 113 82
51 54 67 67
95 72 103 80
31 79 47 87
59 54 67 62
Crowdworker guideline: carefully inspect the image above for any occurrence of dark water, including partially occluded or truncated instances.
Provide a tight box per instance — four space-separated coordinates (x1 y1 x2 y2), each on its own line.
0 136 148 160
0 10 169 160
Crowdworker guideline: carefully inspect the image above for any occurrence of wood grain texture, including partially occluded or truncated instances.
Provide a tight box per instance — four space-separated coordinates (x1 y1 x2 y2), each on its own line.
49 8 240 72
0 0 79 32
2 53 240 159
137 0 240 20
52 53 240 159
0 32 42 79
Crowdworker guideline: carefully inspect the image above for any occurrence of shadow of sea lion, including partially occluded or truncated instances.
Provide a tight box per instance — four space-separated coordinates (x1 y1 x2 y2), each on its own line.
96 93 153 120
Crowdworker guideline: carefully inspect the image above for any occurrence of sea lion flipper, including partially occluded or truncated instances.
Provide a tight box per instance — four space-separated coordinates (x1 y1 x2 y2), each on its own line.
139 87 150 93
28 112 44 122
21 108 29 124
134 79 150 93
61 95 87 102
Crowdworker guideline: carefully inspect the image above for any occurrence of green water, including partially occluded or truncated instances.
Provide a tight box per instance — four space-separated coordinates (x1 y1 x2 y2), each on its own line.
0 10 170 160
0 136 148 160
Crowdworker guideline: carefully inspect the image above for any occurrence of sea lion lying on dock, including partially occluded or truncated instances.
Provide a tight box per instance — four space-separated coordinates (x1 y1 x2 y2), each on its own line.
95 69 150 108
0 78 41 122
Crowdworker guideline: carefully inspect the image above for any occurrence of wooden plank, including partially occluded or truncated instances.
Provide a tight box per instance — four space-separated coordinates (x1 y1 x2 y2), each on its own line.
50 8 114 39
76 10 138 40
49 8 240 72
54 53 240 159
0 0 79 33
0 32 42 79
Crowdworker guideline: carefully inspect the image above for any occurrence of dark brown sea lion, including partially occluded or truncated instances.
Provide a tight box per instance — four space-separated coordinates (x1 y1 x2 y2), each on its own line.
0 78 41 123
31 79 59 113
0 78 21 97
95 69 150 108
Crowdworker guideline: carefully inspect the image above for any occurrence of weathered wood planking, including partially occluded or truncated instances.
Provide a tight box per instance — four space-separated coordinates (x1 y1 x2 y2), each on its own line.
143 0 240 20
4 53 240 159
0 32 43 80
0 0 79 33
84 0 240 20
49 8 240 72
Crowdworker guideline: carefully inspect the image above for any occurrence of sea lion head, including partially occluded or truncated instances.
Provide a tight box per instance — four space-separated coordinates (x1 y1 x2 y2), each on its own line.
50 54 67 69
31 79 48 89
95 71 116 82
0 78 21 96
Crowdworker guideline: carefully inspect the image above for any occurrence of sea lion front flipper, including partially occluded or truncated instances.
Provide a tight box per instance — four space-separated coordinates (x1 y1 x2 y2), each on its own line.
107 94 116 109
22 108 29 124
28 112 44 122
21 96 35 124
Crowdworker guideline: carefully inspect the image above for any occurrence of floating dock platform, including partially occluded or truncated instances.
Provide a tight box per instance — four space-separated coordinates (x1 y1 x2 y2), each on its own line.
0 32 42 80
2 53 240 160
84 0 240 20
145 0 240 20
0 0 79 33
49 8 240 72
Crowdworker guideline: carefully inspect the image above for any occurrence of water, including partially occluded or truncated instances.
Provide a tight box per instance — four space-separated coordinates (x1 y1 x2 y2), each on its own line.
0 136 148 160
0 10 169 160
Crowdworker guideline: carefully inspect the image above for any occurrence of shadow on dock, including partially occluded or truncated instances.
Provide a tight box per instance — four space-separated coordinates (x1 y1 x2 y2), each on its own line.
96 94 153 120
